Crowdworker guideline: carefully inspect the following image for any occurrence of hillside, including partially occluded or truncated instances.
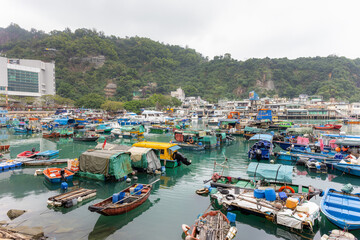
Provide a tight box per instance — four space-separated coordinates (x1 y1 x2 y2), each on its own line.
1 24 360 103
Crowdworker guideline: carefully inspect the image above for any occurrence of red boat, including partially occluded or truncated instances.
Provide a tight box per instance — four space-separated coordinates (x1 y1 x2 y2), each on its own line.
17 151 40 158
313 124 342 130
88 181 158 216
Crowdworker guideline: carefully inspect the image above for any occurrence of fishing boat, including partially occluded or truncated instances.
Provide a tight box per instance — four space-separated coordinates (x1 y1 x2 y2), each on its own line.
73 131 100 141
248 134 273 160
210 186 320 231
43 168 75 183
17 150 40 158
313 124 342 130
181 211 237 240
320 188 360 230
132 141 191 168
88 182 154 216
321 229 357 240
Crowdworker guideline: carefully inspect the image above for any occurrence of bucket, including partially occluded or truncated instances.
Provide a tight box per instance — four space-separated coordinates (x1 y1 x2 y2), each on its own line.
254 189 265 199
265 188 276 201
130 187 135 194
61 182 68 190
112 193 119 203
226 212 236 223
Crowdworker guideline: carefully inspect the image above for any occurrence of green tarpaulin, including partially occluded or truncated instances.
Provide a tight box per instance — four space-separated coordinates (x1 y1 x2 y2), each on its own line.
79 149 133 181
247 162 293 182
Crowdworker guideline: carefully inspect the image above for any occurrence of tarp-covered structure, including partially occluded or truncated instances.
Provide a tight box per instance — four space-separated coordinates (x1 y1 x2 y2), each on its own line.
79 149 133 181
128 147 161 173
94 143 161 173
247 162 293 182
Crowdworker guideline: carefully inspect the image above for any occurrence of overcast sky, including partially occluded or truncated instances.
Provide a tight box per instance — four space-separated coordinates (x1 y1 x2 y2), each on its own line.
2 0 360 60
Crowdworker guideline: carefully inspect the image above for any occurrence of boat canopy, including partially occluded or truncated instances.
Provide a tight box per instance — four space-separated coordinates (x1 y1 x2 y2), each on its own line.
169 145 181 151
335 138 360 147
322 134 360 139
54 118 75 125
247 162 293 182
128 147 161 172
244 126 264 133
249 134 273 142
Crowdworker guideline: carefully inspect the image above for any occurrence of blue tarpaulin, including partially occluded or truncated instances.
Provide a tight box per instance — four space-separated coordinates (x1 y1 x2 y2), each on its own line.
249 134 273 142
247 162 293 182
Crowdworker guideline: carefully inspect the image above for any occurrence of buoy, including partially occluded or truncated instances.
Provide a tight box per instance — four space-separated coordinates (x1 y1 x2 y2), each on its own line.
133 176 138 181
270 160 275 164
77 197 83 202
61 182 68 190
126 178 131 183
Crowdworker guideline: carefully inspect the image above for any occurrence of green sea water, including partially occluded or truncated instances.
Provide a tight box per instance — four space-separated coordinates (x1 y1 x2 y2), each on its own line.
0 122 360 240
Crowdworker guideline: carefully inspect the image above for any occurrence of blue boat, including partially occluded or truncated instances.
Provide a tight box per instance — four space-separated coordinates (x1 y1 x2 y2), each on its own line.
321 188 360 230
275 151 342 166
331 162 360 177
273 141 307 151
35 150 59 160
248 134 273 160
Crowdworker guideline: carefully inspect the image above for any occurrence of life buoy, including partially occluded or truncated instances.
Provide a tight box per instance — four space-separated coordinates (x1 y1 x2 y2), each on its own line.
189 139 194 144
182 224 190 236
279 186 295 193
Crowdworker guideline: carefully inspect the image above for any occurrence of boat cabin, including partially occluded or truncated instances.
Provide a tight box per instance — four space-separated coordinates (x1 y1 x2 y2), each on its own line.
132 141 190 168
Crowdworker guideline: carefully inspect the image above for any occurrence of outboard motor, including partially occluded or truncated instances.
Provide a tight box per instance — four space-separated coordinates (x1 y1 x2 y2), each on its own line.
60 168 66 182
173 152 191 166
255 149 262 161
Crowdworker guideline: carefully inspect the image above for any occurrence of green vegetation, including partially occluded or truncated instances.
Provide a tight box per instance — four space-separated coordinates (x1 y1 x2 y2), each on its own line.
2 23 360 109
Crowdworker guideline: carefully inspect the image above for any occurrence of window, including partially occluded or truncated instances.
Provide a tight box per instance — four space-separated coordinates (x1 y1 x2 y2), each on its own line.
7 69 38 93
160 149 164 154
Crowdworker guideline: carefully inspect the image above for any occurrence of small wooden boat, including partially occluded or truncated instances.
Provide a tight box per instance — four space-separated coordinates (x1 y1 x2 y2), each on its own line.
321 188 360 230
43 168 75 183
17 151 40 158
88 181 158 216
182 211 237 240
321 229 357 240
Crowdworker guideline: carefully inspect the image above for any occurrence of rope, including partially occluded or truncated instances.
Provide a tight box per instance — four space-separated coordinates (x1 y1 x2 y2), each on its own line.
275 165 281 182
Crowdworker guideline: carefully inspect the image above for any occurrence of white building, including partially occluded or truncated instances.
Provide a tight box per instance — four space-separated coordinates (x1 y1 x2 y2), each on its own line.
0 57 55 97
170 87 185 102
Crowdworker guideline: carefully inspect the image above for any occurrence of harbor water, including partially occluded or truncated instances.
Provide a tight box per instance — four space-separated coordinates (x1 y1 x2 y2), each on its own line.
0 123 360 239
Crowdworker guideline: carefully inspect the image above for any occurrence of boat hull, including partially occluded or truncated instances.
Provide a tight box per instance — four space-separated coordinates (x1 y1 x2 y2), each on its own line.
321 188 360 230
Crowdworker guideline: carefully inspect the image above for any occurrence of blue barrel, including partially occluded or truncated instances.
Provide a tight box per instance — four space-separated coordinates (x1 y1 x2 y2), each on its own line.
227 212 236 223
134 184 143 195
61 182 68 190
112 193 119 203
118 192 126 203
254 189 265 199
265 188 276 201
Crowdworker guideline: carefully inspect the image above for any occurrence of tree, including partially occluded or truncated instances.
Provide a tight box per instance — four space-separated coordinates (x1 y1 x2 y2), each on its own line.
75 93 105 109
101 100 123 112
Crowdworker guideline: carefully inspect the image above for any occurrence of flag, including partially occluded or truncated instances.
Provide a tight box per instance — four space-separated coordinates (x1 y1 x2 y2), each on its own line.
102 139 107 149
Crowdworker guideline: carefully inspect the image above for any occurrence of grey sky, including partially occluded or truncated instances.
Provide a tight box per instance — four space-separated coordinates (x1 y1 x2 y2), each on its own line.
1 0 360 60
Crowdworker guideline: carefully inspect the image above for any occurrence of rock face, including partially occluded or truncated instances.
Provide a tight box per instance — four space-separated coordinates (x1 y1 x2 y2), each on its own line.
7 209 26 220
